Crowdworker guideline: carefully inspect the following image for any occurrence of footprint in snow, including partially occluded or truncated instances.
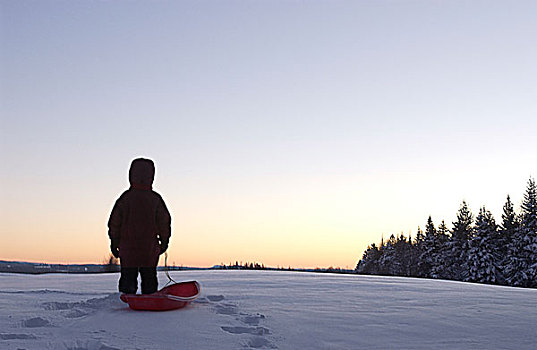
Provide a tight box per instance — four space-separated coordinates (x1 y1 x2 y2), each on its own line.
241 314 266 326
21 316 51 328
0 333 37 340
62 339 119 350
195 295 224 304
42 293 122 319
207 295 225 302
247 337 278 349
65 308 90 318
221 326 271 335
215 303 239 315
204 295 277 349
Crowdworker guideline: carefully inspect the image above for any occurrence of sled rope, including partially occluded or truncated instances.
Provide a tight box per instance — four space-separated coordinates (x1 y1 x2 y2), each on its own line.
164 252 177 287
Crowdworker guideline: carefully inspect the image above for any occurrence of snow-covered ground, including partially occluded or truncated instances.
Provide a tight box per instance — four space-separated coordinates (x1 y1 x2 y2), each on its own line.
0 271 536 349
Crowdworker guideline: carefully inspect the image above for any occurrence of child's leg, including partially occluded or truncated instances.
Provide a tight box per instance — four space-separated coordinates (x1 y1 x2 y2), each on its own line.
139 267 158 294
119 267 138 294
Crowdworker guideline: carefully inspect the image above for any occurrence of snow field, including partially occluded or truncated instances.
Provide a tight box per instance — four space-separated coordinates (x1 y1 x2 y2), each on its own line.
0 270 536 349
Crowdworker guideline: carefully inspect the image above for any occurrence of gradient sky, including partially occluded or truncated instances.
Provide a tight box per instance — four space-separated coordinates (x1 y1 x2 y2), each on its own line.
1 1 536 268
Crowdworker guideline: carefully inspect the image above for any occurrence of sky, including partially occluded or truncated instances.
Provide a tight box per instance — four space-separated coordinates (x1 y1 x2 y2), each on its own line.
1 0 536 268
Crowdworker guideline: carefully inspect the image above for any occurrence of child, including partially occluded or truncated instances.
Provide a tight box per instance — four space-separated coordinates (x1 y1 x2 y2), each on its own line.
108 158 171 294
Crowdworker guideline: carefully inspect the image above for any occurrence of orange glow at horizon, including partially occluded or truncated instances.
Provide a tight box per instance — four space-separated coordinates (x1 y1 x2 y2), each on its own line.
1 170 535 269
0 223 369 269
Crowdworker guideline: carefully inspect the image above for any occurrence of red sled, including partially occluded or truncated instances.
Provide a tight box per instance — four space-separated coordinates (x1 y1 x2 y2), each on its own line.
120 281 201 311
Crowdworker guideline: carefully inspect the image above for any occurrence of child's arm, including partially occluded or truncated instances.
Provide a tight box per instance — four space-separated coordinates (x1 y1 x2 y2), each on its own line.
156 197 172 254
108 198 123 258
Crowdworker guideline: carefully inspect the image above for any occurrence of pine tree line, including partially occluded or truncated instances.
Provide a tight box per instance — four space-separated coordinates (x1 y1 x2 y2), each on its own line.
355 178 537 288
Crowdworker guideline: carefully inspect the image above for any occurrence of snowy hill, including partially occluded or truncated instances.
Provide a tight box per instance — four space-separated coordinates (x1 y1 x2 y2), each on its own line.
1 271 535 349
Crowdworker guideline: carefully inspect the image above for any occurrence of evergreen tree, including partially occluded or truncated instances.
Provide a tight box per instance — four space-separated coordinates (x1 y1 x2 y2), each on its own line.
431 220 449 279
355 243 382 274
521 178 537 287
415 226 425 246
506 178 537 287
445 201 473 280
499 195 519 281
501 196 519 238
467 207 501 284
394 234 411 276
417 216 436 278
379 234 397 275
412 226 425 276
407 233 418 277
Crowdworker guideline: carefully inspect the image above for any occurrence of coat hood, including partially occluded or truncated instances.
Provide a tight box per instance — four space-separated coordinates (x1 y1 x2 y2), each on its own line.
129 158 155 190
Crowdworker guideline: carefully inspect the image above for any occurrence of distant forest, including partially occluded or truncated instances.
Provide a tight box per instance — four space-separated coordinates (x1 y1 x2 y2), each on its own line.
356 178 537 288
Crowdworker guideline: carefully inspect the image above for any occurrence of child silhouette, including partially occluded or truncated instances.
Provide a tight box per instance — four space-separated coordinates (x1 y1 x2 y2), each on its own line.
108 158 171 294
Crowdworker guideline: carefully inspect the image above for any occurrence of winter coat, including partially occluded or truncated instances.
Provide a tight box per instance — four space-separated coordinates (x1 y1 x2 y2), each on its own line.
108 159 171 267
